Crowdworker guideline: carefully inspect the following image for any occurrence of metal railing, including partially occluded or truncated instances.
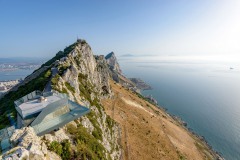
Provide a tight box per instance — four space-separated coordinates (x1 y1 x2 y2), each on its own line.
14 90 67 107
14 90 42 107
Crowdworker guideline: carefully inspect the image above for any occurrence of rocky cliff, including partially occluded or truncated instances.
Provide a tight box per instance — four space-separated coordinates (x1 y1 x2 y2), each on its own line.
44 39 121 160
105 52 123 83
2 127 61 160
1 39 121 160
105 52 122 75
52 39 111 101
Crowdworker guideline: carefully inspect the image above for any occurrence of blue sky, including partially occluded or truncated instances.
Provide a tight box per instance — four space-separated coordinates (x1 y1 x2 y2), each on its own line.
0 0 240 58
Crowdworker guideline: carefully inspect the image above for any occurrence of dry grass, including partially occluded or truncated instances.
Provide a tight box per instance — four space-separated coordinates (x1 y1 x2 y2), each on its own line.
102 80 217 160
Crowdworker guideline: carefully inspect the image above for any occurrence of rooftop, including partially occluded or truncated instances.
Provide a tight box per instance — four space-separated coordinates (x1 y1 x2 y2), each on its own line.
14 91 68 119
17 95 60 119
13 90 90 136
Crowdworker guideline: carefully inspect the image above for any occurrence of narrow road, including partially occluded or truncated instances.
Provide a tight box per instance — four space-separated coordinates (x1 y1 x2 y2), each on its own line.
112 93 118 119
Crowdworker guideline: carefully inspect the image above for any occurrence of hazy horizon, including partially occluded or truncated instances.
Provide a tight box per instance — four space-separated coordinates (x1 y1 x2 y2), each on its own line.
1 0 240 59
1 54 239 68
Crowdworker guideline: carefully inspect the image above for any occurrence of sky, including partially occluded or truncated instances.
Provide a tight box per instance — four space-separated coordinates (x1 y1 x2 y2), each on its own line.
0 0 240 58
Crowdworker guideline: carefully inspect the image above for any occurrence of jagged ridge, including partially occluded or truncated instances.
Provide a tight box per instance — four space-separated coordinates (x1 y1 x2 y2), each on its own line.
1 39 121 160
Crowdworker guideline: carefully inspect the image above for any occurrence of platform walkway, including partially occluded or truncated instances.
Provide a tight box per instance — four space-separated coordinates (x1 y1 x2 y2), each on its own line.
31 100 90 136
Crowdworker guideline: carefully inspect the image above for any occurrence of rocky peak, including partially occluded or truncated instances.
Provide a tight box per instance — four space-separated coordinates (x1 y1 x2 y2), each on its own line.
105 52 122 74
48 40 121 159
53 39 112 100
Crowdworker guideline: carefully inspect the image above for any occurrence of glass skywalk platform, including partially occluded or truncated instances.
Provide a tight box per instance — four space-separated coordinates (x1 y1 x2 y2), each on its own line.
14 90 90 136
31 100 90 136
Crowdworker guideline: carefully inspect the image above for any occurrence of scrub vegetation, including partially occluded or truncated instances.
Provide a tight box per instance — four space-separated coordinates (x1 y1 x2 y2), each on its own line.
0 70 51 129
66 123 107 160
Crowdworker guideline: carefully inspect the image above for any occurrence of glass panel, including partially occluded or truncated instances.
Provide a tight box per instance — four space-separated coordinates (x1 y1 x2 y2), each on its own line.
22 96 28 102
31 91 36 99
31 100 90 136
42 105 70 122
27 93 33 100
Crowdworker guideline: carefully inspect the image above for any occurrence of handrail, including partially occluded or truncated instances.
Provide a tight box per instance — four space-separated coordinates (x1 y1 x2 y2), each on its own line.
14 90 68 107
14 90 42 107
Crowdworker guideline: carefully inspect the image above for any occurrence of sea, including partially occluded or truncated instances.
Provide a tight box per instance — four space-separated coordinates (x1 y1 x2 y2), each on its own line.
0 57 45 81
119 55 240 160
0 69 34 81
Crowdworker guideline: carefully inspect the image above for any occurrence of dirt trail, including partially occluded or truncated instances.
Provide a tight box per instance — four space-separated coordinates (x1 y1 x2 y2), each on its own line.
102 80 219 160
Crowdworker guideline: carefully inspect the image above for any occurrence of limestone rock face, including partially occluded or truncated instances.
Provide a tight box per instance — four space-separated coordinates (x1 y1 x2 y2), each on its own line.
10 127 43 148
80 116 95 133
1 40 122 160
105 52 122 74
56 40 112 100
95 55 112 95
47 151 62 160
3 127 61 160
44 128 69 143
94 106 121 159
49 40 121 159
105 52 123 83
2 147 29 160
62 64 80 94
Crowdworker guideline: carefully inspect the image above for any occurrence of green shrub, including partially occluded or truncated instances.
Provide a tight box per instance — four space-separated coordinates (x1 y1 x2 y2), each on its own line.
0 69 51 129
58 64 70 76
45 70 52 78
75 54 82 66
49 141 63 156
41 43 77 68
75 143 96 160
92 129 102 140
65 82 75 93
78 73 92 102
48 140 72 160
78 73 88 80
61 140 72 160
106 115 114 135
67 124 106 160
87 111 103 141
61 88 68 94
51 74 60 85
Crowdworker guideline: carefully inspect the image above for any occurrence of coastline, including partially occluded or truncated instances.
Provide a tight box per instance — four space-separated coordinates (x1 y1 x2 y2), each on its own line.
0 79 21 98
0 79 21 82
106 80 224 159
138 89 224 159
170 114 224 159
0 68 18 72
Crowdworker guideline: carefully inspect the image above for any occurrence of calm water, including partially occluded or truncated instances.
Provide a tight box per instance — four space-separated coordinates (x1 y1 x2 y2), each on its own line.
119 56 240 160
0 69 34 81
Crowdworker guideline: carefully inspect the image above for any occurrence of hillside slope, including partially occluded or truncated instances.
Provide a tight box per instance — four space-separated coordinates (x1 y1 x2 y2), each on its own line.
102 80 222 160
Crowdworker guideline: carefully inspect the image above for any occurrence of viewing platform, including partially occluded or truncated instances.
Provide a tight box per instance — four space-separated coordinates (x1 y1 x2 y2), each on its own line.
14 90 90 136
